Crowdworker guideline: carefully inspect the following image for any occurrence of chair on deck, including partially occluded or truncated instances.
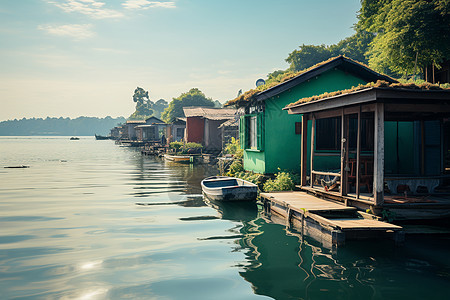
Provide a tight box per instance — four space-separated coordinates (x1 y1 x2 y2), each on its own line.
348 157 373 193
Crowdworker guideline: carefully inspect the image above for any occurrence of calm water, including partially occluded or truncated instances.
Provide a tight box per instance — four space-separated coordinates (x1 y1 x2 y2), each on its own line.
0 136 449 300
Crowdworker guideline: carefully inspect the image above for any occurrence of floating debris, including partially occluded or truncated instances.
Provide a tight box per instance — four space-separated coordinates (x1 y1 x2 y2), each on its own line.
4 165 30 169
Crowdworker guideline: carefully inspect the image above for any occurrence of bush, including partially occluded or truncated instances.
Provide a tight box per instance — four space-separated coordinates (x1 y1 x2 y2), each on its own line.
263 171 295 192
234 171 265 190
182 142 202 154
169 141 183 151
224 137 243 159
227 160 244 176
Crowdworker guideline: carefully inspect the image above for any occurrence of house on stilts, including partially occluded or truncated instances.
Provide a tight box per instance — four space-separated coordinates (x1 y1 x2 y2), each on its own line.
284 81 450 221
225 56 395 175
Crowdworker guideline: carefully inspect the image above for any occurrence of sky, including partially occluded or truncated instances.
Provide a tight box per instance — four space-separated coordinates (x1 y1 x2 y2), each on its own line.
0 0 362 121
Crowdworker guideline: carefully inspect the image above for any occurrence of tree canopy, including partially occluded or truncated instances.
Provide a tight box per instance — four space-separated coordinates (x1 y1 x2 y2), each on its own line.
129 87 153 120
152 99 169 118
161 88 215 123
358 0 450 76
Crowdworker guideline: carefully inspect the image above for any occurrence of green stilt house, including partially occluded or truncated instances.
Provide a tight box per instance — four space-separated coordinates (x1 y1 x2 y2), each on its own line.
226 56 395 174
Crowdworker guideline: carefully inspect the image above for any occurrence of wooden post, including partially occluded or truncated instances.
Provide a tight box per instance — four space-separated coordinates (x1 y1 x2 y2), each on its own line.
420 120 426 176
340 110 348 196
356 108 361 199
373 103 385 206
301 114 309 186
310 115 315 188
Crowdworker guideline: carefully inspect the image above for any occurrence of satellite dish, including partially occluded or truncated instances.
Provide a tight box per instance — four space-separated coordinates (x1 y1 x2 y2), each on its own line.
256 79 265 87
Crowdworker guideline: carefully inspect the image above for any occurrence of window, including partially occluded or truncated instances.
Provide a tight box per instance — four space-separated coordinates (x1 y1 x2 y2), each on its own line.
240 113 264 151
249 116 257 149
316 117 341 151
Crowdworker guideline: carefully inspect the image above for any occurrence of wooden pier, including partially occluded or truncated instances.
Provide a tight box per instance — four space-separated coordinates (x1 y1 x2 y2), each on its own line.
260 191 404 248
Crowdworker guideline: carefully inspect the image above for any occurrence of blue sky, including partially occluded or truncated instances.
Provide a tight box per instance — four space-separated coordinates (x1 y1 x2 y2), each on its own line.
0 0 361 120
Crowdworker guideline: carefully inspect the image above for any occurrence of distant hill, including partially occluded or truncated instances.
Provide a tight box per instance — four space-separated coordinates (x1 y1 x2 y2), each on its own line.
0 116 126 136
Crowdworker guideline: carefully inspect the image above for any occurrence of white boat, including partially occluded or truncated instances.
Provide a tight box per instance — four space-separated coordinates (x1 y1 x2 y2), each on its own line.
163 154 193 163
201 176 258 201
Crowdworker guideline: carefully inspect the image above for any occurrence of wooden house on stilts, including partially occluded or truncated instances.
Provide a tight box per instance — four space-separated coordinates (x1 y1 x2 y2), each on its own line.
226 56 395 175
284 81 450 221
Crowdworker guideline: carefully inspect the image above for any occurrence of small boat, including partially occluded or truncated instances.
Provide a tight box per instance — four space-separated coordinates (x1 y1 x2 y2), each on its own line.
70 137 79 140
163 154 194 163
201 176 258 201
95 134 110 140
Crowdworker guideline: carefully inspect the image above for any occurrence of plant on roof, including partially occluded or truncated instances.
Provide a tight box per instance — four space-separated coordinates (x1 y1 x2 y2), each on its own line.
286 80 450 108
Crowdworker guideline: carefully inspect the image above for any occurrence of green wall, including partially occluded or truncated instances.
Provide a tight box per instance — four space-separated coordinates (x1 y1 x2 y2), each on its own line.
243 150 265 173
244 68 367 174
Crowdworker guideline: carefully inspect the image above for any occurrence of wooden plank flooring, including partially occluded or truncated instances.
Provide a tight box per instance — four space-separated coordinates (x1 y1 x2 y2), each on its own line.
260 191 356 213
261 191 402 231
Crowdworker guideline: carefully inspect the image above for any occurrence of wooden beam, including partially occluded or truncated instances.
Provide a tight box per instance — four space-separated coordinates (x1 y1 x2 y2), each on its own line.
373 103 385 206
301 114 309 186
356 107 361 199
340 110 348 196
310 115 315 188
421 120 425 176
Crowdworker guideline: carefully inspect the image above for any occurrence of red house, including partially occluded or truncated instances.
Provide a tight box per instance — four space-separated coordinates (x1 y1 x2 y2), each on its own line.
183 107 236 153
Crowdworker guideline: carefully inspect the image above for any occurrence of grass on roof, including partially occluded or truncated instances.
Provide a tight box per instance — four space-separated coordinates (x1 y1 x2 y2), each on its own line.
286 80 450 108
224 55 393 107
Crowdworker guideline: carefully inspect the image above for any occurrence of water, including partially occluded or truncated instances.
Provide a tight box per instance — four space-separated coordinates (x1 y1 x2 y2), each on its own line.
0 136 449 299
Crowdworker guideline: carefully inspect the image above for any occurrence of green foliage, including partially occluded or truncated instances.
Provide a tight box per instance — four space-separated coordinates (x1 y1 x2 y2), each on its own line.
234 171 265 190
286 44 335 72
263 171 295 192
169 141 183 151
226 160 244 176
129 87 153 120
224 137 243 159
184 142 202 149
169 141 202 154
161 88 215 123
381 209 397 222
181 142 202 154
358 0 450 76
152 99 169 118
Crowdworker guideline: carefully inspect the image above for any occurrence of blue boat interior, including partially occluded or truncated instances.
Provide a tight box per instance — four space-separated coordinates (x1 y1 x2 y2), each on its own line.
204 179 238 188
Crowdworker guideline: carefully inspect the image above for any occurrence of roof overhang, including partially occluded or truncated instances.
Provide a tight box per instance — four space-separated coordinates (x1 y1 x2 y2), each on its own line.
254 57 396 102
285 88 450 115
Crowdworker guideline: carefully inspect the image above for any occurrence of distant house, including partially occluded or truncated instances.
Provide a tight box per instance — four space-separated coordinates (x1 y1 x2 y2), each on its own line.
167 118 186 143
110 126 121 139
183 107 236 153
123 120 146 140
226 56 396 174
135 116 167 142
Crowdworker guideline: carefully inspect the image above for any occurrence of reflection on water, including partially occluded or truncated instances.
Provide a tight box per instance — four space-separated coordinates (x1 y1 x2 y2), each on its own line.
0 137 449 299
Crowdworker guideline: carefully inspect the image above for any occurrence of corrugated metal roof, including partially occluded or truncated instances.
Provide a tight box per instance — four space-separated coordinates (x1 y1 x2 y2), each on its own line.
183 107 236 120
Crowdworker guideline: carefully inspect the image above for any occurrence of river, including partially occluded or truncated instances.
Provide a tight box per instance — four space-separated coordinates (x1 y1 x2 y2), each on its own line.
0 136 449 299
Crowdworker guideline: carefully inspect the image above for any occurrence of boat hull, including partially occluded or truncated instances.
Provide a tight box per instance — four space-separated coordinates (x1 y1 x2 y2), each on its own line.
164 154 193 163
201 176 258 202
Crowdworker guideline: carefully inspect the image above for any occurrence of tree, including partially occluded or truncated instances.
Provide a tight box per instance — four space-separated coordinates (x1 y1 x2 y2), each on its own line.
129 87 153 120
161 88 215 123
358 0 450 76
286 44 333 72
152 99 169 118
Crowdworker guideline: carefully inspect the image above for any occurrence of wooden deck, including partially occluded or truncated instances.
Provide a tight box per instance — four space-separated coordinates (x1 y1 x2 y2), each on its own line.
260 191 403 247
